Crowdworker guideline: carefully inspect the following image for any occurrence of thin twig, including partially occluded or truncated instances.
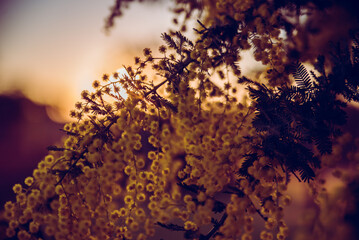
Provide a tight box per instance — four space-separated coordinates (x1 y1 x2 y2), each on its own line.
200 213 228 240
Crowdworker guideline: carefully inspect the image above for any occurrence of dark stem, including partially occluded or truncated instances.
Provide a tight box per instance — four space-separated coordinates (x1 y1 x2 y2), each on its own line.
200 213 228 240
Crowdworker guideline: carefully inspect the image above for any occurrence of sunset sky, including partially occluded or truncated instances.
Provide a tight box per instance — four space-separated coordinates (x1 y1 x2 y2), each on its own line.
0 0 265 123
0 0 175 122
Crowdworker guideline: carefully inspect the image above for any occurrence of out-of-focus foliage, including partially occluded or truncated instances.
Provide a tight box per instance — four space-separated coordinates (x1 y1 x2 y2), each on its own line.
2 0 359 240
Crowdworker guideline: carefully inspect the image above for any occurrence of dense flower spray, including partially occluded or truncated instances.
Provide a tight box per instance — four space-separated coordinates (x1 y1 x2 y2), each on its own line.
3 0 359 239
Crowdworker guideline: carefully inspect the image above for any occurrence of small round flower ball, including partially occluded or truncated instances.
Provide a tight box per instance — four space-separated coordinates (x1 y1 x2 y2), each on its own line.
24 177 34 186
12 184 22 194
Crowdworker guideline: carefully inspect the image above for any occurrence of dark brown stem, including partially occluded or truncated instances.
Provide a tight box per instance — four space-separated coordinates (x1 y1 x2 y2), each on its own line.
200 213 228 240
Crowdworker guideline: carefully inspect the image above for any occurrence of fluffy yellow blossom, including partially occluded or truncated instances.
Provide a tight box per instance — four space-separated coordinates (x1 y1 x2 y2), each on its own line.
3 1 357 240
184 221 198 231
12 183 22 194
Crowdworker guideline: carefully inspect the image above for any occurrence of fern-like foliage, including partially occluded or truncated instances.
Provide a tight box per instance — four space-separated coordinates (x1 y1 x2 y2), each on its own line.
327 40 359 102
161 31 193 55
237 153 258 181
156 222 185 231
293 62 312 89
246 58 354 181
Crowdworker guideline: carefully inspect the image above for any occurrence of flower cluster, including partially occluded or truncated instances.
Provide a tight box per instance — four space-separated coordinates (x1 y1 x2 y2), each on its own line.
2 52 289 240
3 0 359 239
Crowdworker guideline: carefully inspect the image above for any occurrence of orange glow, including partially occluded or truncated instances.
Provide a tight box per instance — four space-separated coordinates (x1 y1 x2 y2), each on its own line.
0 1 174 122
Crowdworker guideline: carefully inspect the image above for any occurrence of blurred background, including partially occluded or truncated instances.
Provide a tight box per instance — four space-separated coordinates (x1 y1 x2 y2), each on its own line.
0 0 174 122
0 0 175 206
